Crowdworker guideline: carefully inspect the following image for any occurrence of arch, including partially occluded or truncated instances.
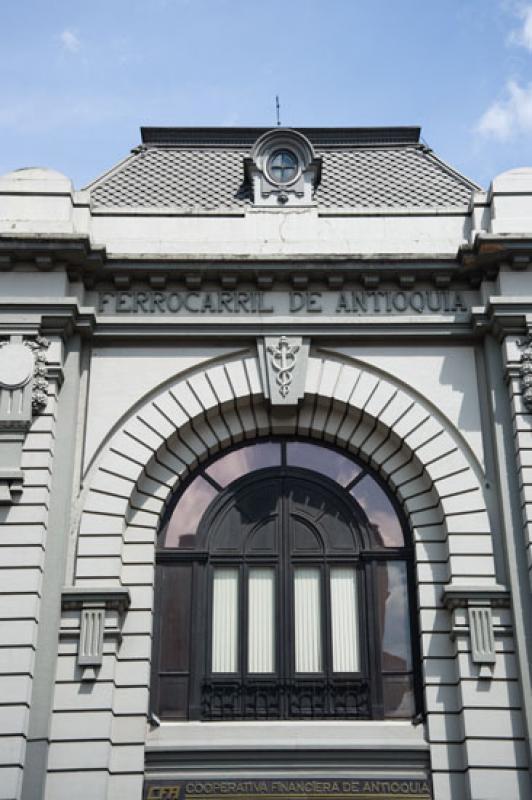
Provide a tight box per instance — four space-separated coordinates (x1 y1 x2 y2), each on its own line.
60 350 498 800
77 351 495 589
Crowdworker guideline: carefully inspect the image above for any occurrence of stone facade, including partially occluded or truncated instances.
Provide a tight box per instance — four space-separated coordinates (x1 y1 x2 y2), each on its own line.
0 128 531 800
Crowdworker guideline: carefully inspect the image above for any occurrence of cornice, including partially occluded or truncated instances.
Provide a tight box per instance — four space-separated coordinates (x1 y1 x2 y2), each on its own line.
459 232 532 271
0 300 96 338
442 583 510 609
0 233 106 271
88 316 476 342
471 299 532 338
61 586 131 613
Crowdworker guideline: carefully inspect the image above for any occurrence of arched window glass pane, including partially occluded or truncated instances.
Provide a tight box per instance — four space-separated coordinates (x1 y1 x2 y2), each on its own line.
350 475 404 546
330 567 359 672
377 561 412 671
294 567 322 673
248 568 275 673
383 675 414 718
269 149 298 183
164 476 218 548
287 442 361 486
212 567 239 673
154 438 418 722
206 442 282 487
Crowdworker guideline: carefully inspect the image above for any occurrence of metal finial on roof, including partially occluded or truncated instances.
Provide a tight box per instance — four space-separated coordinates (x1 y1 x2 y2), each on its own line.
276 95 281 127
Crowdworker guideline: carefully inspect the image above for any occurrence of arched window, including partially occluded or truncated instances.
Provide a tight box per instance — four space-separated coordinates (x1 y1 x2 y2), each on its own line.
151 440 421 722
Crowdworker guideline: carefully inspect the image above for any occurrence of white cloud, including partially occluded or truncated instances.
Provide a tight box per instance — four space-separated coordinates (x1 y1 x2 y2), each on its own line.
60 29 80 53
509 5 532 50
477 80 532 140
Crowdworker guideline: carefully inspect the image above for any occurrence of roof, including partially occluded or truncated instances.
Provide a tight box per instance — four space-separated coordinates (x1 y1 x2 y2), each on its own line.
88 126 479 211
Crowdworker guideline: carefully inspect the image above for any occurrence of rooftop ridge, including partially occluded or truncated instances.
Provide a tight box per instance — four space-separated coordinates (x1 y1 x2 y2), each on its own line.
140 126 421 149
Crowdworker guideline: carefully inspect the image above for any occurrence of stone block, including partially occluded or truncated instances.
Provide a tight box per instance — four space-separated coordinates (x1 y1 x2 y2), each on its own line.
0 620 37 648
0 706 28 736
121 610 152 636
445 511 491 535
332 364 360 404
47 740 110 771
460 678 522 708
137 405 176 443
50 710 112 741
204 364 234 406
117 635 151 661
129 486 164 515
79 513 124 536
76 535 122 556
76 556 122 579
243 357 263 398
114 660 150 688
44 770 108 800
110 716 146 745
461 707 524 739
0 546 44 569
53 681 114 712
347 371 379 411
0 594 39 620
113 431 154 466
108 744 144 774
121 564 154 586
0 735 26 767
419 608 451 633
99 451 143 483
225 359 253 401
188 371 218 411
466 767 530 800
91 470 134 498
426 712 464 746
428 742 464 771
448 554 495 578
0 647 34 676
113 686 149 716
0 767 22 800
107 773 144 797
363 381 397 420
430 770 465 800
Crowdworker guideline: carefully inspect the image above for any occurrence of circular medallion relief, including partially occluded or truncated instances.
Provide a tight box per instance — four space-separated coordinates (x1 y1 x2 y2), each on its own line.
0 344 34 389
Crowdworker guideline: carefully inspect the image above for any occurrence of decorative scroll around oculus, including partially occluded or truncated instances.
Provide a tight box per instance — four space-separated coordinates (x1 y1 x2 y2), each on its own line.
519 336 532 411
0 334 50 503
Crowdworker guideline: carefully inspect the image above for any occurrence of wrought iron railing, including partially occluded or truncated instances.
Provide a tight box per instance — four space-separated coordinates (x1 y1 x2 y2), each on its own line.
201 677 370 720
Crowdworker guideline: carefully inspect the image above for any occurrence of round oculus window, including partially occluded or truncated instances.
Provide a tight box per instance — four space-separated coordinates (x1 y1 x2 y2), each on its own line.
267 149 299 184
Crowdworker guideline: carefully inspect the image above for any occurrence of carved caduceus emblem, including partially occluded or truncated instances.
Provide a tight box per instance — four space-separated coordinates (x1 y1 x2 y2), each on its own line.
267 336 300 397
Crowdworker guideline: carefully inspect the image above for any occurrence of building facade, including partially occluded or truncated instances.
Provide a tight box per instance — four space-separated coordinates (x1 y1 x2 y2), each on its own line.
0 126 532 800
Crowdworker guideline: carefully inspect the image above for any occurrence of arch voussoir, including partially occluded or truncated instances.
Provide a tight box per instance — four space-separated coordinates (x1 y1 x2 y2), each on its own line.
76 352 494 587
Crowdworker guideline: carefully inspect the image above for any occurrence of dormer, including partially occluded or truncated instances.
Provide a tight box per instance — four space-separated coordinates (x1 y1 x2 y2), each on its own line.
245 128 322 207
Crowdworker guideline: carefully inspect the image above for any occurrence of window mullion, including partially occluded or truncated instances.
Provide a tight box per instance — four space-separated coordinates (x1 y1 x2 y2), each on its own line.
366 559 384 719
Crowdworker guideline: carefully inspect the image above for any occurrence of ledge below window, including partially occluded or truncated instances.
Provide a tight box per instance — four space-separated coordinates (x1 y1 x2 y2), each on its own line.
145 720 428 754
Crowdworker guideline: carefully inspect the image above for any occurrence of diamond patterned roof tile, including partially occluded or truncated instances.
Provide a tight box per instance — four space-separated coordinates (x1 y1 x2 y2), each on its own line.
90 141 476 211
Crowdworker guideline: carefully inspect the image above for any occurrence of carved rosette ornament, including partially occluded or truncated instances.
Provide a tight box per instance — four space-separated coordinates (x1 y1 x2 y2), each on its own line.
0 334 50 503
519 336 532 411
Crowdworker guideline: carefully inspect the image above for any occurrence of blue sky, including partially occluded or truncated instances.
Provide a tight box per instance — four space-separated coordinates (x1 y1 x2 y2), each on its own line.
1 0 532 189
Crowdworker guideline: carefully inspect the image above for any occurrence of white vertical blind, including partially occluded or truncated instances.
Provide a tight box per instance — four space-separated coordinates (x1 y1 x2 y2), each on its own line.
330 567 359 672
211 567 238 673
294 567 322 672
248 568 275 673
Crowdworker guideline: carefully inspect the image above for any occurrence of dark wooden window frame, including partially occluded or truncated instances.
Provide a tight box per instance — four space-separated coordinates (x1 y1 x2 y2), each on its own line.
151 438 423 723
